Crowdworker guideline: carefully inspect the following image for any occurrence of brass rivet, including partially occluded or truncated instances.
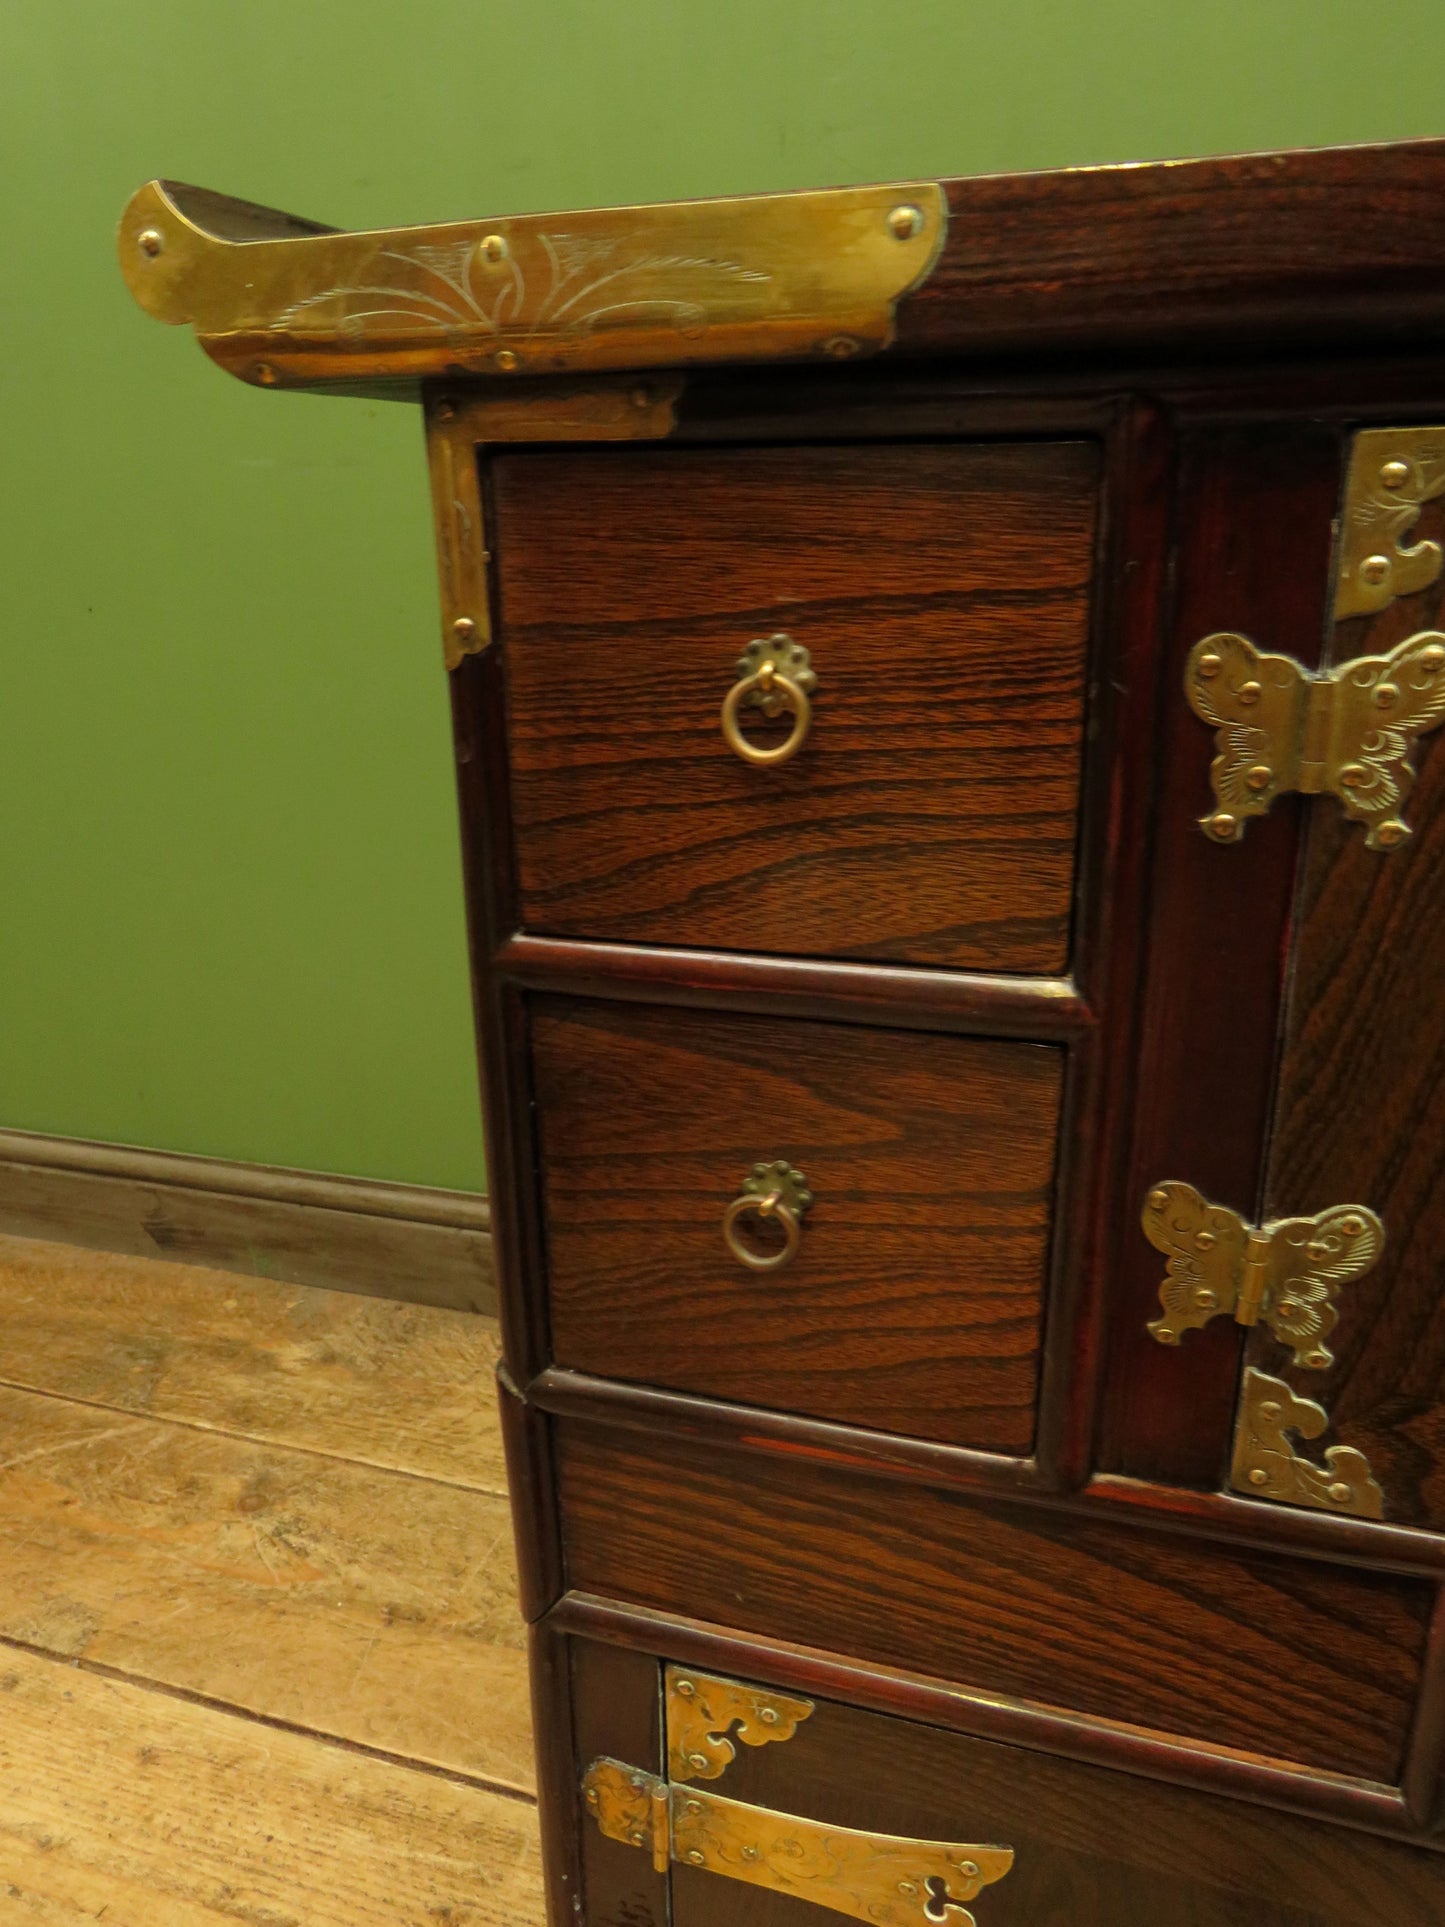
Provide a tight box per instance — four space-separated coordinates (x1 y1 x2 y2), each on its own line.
495 348 519 372
1376 821 1407 847
1147 1188 1168 1212
1277 1298 1300 1317
1195 1231 1215 1251
1340 1214 1364 1236
254 363 279 386
1245 764 1272 790
585 1787 599 1805
1209 812 1238 838
674 1679 695 1697
821 334 860 359
758 1707 778 1724
138 227 164 257
434 400 456 422
687 1850 706 1866
630 1830 646 1846
1420 645 1445 672
887 203 925 240
1237 680 1262 705
630 385 653 409
1339 764 1366 788
898 1882 918 1897
689 1753 709 1772
1328 1481 1353 1505
961 1861 979 1879
1360 554 1391 585
1194 1289 1217 1309
479 233 509 263
685 1800 702 1815
1306 1242 1329 1262
1249 1468 1270 1487
742 1847 759 1862
453 616 477 646
1196 651 1223 678
1260 1402 1282 1420
1305 1350 1330 1369
1374 682 1400 709
1379 459 1411 490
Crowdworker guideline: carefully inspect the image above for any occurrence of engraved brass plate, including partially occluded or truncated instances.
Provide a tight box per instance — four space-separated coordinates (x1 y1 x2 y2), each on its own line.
119 178 947 390
1231 1368 1384 1519
669 1668 814 1782
1184 628 1445 848
584 1763 1014 1926
1142 1182 1383 1370
1333 427 1445 620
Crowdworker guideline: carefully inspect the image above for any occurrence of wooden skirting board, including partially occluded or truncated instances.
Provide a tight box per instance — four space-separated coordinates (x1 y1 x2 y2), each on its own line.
0 1128 494 1315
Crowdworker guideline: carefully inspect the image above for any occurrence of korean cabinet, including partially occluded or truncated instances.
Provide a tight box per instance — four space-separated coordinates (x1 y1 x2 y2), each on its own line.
122 138 1445 1925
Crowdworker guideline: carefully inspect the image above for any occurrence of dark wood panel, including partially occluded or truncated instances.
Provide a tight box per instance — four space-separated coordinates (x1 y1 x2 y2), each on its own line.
570 1638 668 1927
558 1423 1431 1783
1260 490 1445 1530
896 141 1445 363
494 440 1097 972
532 997 1063 1452
1100 424 1342 1484
663 1682 1445 1927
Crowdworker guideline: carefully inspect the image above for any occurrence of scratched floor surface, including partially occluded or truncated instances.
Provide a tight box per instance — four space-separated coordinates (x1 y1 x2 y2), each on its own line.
0 1232 543 1925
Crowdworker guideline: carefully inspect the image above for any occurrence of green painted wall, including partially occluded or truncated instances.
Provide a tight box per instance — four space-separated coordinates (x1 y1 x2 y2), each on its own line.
2 3 1440 1190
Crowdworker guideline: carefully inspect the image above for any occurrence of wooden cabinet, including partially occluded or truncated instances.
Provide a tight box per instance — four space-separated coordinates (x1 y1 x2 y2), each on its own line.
123 141 1445 1925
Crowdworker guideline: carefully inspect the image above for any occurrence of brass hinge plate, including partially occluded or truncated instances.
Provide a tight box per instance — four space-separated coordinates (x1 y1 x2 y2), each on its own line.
1184 627 1445 848
1333 427 1445 620
1231 1369 1384 1519
119 178 947 390
583 1667 1014 1925
1142 1182 1383 1370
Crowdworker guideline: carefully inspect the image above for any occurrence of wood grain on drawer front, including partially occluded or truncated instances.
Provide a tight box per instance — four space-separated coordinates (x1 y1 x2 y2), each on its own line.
532 998 1062 1453
558 1424 1431 1783
494 441 1098 972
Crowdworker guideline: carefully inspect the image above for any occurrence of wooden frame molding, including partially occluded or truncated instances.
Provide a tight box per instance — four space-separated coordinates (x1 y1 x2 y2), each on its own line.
0 1128 494 1315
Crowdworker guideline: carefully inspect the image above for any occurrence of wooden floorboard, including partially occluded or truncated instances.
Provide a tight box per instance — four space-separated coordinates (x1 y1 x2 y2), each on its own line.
0 1643 544 1925
0 1234 506 1492
0 1381 533 1794
0 1234 541 1922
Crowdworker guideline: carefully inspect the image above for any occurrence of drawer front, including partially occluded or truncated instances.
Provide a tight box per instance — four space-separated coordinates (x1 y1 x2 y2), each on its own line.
571 1637 1445 1927
532 997 1063 1452
495 441 1098 972
558 1421 1432 1783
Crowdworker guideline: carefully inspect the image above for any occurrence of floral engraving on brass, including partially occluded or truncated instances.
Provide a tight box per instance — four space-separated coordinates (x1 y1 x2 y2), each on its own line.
583 1763 1015 1926
119 178 947 389
722 1160 814 1273
1333 427 1445 621
668 1667 815 1783
1184 628 1445 848
721 635 818 768
1142 1182 1382 1371
1230 1369 1384 1519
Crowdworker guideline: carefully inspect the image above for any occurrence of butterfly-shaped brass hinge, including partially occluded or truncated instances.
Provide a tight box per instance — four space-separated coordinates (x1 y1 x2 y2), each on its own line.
1142 1182 1384 1371
1184 629 1445 848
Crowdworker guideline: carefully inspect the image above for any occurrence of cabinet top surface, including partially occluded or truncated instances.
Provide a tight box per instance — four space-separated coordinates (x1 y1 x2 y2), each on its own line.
119 138 1445 398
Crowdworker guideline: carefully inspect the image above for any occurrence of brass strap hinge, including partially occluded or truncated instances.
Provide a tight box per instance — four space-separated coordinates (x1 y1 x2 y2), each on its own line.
1142 1182 1383 1370
1184 627 1445 848
583 1667 1014 1926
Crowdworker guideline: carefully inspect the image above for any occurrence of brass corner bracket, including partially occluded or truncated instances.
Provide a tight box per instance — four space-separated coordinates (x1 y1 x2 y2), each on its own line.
118 177 947 392
583 1666 1014 1924
1230 1369 1384 1519
1333 427 1445 620
1184 628 1445 849
1142 1182 1383 1371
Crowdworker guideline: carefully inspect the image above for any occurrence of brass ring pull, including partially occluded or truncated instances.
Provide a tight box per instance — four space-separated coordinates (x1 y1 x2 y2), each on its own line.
721 635 818 768
722 1161 813 1273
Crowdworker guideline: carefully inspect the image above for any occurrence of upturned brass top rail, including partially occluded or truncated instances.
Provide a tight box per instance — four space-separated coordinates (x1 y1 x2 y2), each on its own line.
118 178 946 394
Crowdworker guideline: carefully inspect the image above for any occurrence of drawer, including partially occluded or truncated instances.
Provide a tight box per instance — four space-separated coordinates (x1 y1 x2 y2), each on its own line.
531 996 1063 1452
494 440 1099 973
559 1421 1433 1784
571 1639 1445 1927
